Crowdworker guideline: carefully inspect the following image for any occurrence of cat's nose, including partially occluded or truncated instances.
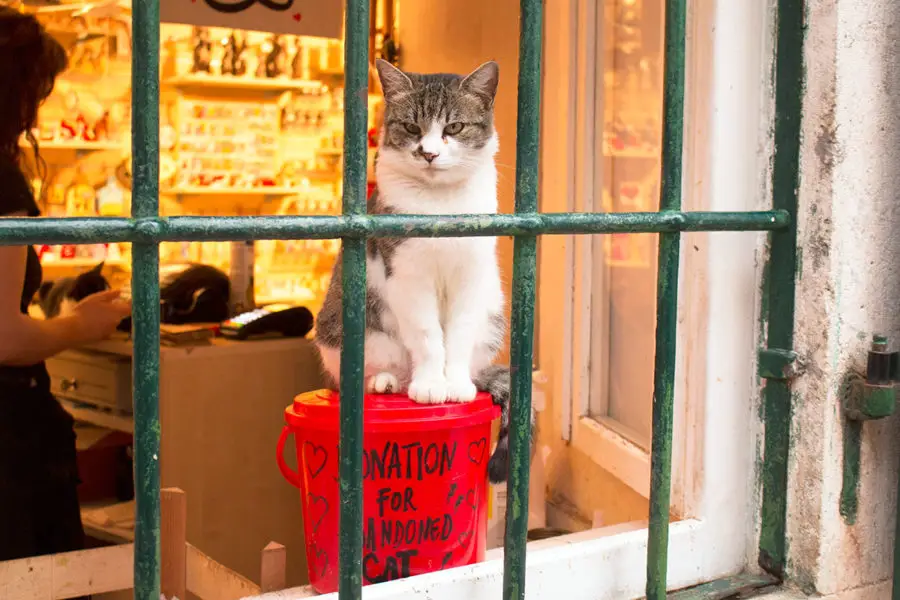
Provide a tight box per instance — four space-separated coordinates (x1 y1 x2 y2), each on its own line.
419 150 439 163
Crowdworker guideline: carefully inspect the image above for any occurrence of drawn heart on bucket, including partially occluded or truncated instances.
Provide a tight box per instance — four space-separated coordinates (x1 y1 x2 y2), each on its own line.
307 493 329 534
467 438 487 466
458 529 473 546
314 545 329 578
303 442 328 479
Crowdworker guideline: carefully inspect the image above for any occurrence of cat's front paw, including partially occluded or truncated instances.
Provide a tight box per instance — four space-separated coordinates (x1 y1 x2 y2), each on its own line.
445 375 477 403
408 376 448 404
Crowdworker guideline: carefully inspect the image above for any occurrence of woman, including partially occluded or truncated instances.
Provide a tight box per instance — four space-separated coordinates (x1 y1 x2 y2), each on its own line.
0 7 131 562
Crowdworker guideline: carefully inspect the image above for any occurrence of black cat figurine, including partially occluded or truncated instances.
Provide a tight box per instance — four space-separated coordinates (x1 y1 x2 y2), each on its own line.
34 261 109 319
221 30 246 76
290 37 304 79
265 34 286 78
190 27 212 74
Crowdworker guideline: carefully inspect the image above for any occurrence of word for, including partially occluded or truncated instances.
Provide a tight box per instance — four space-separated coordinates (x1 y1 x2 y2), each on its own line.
375 487 416 518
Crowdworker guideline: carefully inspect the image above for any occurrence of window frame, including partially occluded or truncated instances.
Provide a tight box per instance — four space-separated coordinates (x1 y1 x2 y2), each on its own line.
288 1 777 596
547 0 774 521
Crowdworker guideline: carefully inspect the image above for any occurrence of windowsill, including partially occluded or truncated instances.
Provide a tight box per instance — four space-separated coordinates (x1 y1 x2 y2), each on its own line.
241 520 713 600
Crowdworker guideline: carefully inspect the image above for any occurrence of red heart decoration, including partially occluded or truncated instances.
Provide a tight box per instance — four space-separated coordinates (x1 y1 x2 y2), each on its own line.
621 184 639 199
293 12 302 21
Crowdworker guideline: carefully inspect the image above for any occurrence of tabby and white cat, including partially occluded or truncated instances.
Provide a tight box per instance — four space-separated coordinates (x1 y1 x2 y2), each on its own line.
315 59 532 483
29 261 109 320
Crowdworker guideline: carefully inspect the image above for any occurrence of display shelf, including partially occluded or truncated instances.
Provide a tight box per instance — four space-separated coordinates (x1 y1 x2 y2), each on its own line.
164 73 324 93
23 140 125 153
163 186 302 196
41 257 129 268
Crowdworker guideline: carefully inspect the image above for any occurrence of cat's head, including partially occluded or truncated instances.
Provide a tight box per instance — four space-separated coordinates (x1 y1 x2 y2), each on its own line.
375 59 500 185
70 261 110 302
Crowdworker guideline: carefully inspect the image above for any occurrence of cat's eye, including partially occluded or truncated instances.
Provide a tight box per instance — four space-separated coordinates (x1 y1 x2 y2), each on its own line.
443 122 465 136
403 122 421 135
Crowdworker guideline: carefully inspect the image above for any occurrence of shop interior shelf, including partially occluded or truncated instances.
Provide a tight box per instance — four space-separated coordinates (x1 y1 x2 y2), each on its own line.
164 73 324 93
23 140 125 152
163 186 304 196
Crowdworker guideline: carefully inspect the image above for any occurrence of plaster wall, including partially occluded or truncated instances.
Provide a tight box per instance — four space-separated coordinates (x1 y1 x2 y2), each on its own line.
788 0 900 593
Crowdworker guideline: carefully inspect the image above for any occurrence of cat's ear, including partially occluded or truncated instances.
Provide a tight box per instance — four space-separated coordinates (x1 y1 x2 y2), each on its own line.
89 261 105 275
375 59 413 102
460 61 500 106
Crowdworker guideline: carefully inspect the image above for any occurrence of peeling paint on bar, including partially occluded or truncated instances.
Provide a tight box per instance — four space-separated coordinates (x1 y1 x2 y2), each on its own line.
338 0 369 598
130 0 161 598
502 1 542 599
0 211 790 245
646 0 687 597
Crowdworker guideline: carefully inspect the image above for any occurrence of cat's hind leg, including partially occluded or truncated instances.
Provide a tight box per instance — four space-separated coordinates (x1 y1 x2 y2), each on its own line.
364 332 409 395
368 372 400 394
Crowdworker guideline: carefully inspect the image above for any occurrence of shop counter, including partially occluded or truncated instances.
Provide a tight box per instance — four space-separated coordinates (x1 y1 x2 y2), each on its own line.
47 334 325 588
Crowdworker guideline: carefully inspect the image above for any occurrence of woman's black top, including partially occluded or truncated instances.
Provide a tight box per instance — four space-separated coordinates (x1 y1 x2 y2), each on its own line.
0 159 78 476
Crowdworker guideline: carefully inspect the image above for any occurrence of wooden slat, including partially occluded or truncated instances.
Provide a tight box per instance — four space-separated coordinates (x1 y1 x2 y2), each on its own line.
260 542 286 593
186 542 261 600
161 488 187 599
3 544 134 600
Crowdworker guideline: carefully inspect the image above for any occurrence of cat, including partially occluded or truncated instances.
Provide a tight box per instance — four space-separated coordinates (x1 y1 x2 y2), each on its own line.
315 59 534 483
31 261 110 320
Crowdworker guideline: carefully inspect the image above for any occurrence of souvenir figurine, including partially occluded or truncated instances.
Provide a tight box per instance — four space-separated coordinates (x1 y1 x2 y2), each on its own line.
191 27 212 74
290 37 306 79
254 39 269 78
221 30 247 76
93 111 110 141
381 34 400 66
264 34 287 78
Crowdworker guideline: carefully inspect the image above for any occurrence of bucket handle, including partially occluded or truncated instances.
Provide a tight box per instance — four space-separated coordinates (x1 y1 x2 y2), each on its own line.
276 426 303 489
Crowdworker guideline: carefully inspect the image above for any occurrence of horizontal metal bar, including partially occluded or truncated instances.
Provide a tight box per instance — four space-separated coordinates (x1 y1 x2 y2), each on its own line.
0 211 789 244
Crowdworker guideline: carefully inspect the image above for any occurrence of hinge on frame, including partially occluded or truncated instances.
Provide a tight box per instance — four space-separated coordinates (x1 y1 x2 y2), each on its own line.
757 348 801 381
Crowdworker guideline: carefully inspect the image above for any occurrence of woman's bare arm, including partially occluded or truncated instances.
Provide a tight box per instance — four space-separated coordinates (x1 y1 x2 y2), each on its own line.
0 241 92 366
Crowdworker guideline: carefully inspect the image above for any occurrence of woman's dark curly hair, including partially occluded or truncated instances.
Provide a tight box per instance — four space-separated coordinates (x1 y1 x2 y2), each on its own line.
0 6 67 167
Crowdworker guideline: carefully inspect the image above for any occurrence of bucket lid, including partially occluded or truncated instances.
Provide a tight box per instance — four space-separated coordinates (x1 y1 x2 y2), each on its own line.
285 390 500 432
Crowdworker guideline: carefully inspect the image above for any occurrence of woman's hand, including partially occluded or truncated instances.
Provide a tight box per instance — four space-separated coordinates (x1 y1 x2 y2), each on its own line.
72 289 132 343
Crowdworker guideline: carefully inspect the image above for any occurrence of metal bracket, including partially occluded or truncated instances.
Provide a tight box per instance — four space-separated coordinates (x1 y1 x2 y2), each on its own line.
758 348 800 381
840 335 900 525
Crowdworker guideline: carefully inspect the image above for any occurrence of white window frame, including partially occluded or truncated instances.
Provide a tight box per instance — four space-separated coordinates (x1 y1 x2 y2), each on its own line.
562 0 675 504
248 0 775 597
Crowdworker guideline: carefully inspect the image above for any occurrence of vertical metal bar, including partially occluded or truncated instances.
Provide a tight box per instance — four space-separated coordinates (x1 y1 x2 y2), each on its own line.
758 0 803 577
131 0 161 599
338 0 369 597
645 0 687 597
502 0 542 599
893 465 900 600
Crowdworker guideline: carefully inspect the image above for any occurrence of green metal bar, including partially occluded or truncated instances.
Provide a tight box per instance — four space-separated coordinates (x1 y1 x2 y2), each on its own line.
338 0 369 597
502 0 542 599
646 0 687 596
0 211 790 244
667 573 780 599
130 0 161 598
758 0 803 578
893 459 900 600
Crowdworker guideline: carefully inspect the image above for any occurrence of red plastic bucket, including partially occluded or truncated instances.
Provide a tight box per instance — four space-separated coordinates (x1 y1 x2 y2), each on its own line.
277 389 500 594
